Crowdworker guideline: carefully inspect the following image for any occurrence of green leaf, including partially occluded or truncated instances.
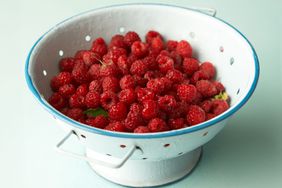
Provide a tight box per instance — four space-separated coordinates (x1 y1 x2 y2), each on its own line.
84 108 108 117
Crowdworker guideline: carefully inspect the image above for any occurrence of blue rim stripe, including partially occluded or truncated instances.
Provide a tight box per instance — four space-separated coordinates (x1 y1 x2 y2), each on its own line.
25 3 259 139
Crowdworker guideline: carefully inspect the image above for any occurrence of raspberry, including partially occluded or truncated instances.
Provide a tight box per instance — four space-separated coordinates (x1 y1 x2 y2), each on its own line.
125 103 144 131
120 75 135 89
158 95 177 112
105 121 126 132
166 40 178 51
157 55 174 74
143 55 158 70
186 105 206 126
99 63 119 77
148 118 168 132
48 92 66 110
160 77 173 90
166 69 184 83
88 64 101 80
82 51 99 66
182 58 199 76
169 101 189 119
85 91 100 108
59 57 75 72
76 84 88 96
109 102 128 120
144 71 155 80
50 72 72 91
133 75 148 87
58 84 76 98
200 62 216 79
176 40 192 58
177 84 197 103
142 100 159 120
72 61 89 84
109 34 127 49
192 91 203 105
206 113 217 120
196 80 218 97
170 51 183 70
85 115 109 129
211 99 229 115
119 88 136 105
168 118 185 130
102 76 119 92
74 50 87 59
190 70 209 84
127 54 138 65
66 108 84 121
146 78 164 94
117 55 130 75
146 30 162 44
130 59 148 76
105 48 127 64
158 111 168 121
89 80 102 93
136 87 155 102
150 36 164 54
200 100 212 113
100 91 118 110
124 31 141 47
91 37 108 57
213 81 225 93
131 41 148 58
134 126 150 133
156 50 171 60
69 93 85 108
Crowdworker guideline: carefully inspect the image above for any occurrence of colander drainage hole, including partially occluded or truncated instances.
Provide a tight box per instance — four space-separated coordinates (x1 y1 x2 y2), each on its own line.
119 27 125 33
80 134 86 138
203 132 208 136
106 154 111 156
164 144 170 147
85 35 91 41
120 144 126 148
189 32 195 38
219 46 224 52
142 157 147 160
59 50 64 56
178 152 183 155
42 70 47 76
230 57 235 65
237 88 240 95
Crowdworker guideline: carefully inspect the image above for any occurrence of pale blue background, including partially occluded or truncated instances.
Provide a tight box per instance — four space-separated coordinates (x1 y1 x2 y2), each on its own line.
0 0 281 187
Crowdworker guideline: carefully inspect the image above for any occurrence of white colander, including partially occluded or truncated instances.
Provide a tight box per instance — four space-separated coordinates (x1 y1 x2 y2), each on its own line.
25 4 259 187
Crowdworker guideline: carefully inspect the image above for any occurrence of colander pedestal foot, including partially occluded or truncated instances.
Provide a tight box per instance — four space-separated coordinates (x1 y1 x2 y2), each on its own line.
86 147 202 187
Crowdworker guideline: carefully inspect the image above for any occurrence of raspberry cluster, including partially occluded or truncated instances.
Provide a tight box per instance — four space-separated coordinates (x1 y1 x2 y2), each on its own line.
48 31 230 133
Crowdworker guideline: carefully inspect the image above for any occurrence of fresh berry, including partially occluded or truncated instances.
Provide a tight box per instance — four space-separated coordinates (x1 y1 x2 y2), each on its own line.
100 91 118 110
69 93 85 108
48 92 66 110
88 64 101 80
168 118 185 130
89 80 102 93
170 51 183 70
125 103 143 131
50 72 72 91
85 115 109 129
186 105 206 125
75 50 87 59
120 75 135 89
176 40 192 58
196 80 218 97
105 121 126 132
182 58 199 76
136 87 155 102
200 62 216 79
158 95 177 112
59 57 75 72
109 102 128 120
166 69 184 83
200 100 212 113
66 108 84 121
211 99 229 115
109 34 127 49
206 113 216 120
143 55 158 70
146 78 165 94
142 100 159 120
76 84 88 96
131 41 148 58
150 36 164 54
177 84 197 102
85 91 100 108
102 76 119 92
213 81 225 93
91 37 108 57
99 63 119 77
146 30 162 44
130 59 148 76
133 75 148 87
157 55 174 73
106 48 127 64
166 40 178 51
134 126 150 133
117 55 130 74
124 31 141 47
148 118 168 132
82 51 99 66
58 84 76 98
190 70 209 84
119 88 136 105
72 61 89 84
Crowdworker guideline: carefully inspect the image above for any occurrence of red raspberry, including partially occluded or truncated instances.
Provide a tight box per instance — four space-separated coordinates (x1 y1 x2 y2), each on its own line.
213 81 225 93
192 91 203 105
134 126 150 133
176 40 192 58
76 84 88 96
69 93 85 108
124 31 141 47
48 92 66 110
133 75 148 87
169 101 189 119
186 105 206 126
196 80 218 97
119 88 136 105
166 40 178 51
190 70 209 84
144 71 155 80
127 54 138 65
91 37 108 57
166 69 184 83
131 41 148 58
66 108 84 121
200 62 216 79
211 99 229 115
102 76 119 92
89 80 102 93
158 111 168 121
85 91 100 108
72 61 89 84
74 50 87 59
142 100 159 120
100 91 118 110
136 87 155 102
59 57 75 72
109 102 128 120
177 84 197 103
105 48 127 64
168 118 185 130
82 51 99 66
161 77 173 90
125 103 144 131
170 51 183 70
156 50 171 60
85 115 109 129
148 118 168 132
146 78 165 94
105 121 126 132
200 100 212 113
146 30 162 44
109 34 127 49
150 36 164 54
58 84 76 98
143 55 158 70
206 113 216 120
88 64 101 80
182 58 199 76
99 63 119 77
117 55 130 75
157 55 174 74
50 72 72 91
130 59 148 76
120 75 135 89
158 95 177 112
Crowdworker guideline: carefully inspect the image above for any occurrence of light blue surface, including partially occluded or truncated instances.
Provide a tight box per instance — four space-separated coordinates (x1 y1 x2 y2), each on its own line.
0 0 281 188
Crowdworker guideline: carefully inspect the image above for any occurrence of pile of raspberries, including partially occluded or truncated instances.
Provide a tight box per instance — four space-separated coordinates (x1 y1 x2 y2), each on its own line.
48 30 229 133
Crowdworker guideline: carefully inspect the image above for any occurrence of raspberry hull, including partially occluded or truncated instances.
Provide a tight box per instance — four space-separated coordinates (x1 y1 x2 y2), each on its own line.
48 30 230 133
